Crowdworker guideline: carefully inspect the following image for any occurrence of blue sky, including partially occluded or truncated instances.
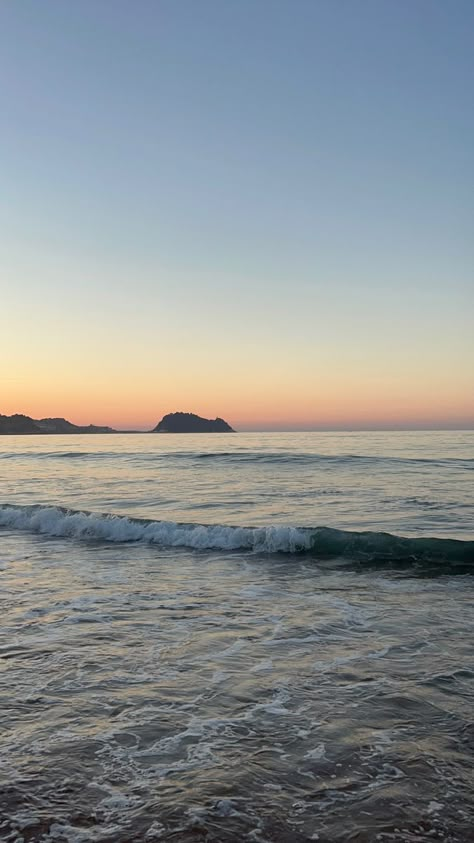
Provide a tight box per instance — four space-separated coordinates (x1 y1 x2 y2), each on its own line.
1 1 473 428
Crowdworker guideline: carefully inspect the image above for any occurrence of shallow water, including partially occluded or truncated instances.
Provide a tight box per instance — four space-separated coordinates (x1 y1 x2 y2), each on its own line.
0 432 473 841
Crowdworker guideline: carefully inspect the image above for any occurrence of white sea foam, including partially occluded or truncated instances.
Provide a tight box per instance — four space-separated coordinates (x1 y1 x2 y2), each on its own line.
1 503 471 566
304 743 326 760
0 504 311 553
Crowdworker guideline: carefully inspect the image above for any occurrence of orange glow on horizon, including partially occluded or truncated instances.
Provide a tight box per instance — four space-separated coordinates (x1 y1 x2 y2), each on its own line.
3 388 473 432
3 337 473 432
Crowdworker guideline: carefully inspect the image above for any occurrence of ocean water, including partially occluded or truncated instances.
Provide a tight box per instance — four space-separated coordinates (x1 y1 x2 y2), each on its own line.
0 431 473 843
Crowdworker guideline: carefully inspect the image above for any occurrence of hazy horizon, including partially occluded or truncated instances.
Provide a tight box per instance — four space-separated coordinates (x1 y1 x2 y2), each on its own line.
2 407 473 434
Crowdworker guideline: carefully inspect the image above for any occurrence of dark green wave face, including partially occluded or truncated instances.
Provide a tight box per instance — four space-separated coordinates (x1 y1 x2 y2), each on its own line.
310 527 474 573
0 503 473 574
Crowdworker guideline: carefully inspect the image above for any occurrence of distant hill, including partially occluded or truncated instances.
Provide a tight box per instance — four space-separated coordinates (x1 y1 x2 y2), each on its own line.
152 412 235 433
0 414 116 435
0 411 235 435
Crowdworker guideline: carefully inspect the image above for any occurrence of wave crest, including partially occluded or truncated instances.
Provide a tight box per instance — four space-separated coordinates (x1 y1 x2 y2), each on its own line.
0 504 310 553
0 504 472 570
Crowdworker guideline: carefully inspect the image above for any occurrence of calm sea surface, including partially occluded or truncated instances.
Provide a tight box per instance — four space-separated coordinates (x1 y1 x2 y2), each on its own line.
0 431 473 842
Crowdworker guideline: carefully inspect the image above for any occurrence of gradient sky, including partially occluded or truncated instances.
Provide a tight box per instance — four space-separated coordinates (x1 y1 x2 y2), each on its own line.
1 0 473 430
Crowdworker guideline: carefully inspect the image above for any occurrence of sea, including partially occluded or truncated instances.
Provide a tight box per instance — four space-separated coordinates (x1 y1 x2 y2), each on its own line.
0 430 473 843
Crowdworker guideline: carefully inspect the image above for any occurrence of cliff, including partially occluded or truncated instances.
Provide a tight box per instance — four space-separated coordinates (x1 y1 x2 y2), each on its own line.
0 414 116 435
152 412 235 433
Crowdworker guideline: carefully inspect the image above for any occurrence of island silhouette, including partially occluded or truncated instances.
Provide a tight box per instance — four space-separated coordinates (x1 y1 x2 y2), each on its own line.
152 412 235 433
0 412 235 434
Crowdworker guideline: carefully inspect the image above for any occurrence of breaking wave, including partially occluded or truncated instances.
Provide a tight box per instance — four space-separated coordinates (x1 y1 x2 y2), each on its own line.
0 503 472 571
0 503 309 553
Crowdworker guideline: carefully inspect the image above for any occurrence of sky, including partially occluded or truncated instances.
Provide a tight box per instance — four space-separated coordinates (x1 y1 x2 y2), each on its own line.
1 0 473 431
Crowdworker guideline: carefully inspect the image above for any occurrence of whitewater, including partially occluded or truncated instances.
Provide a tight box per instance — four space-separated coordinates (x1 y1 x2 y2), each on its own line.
0 431 473 842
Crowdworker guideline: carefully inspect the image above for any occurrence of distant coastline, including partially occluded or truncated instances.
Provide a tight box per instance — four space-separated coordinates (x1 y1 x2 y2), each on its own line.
0 412 236 435
2 413 470 435
0 414 116 435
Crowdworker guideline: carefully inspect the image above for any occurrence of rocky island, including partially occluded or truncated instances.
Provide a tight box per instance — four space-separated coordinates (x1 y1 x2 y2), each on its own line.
0 411 235 435
152 412 235 433
0 414 116 435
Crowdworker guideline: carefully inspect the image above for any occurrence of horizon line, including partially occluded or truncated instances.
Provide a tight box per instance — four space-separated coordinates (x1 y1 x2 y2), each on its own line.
2 411 472 434
116 425 474 433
